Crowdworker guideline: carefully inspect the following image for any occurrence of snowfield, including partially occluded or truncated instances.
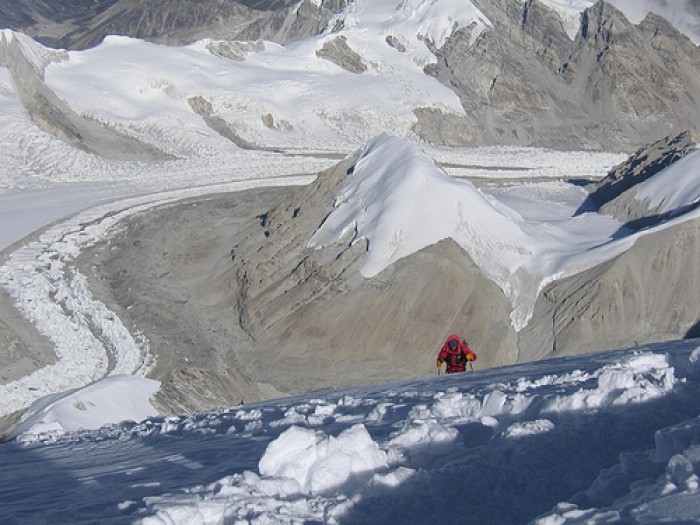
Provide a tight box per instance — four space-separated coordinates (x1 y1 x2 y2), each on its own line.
2 340 699 524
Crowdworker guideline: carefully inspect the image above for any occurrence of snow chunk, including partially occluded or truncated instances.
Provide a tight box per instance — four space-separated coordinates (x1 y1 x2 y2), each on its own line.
504 419 555 439
258 424 388 495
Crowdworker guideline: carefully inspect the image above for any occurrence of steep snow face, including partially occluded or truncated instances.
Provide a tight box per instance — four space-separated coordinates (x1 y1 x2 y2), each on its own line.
6 340 699 525
635 148 700 214
309 133 531 282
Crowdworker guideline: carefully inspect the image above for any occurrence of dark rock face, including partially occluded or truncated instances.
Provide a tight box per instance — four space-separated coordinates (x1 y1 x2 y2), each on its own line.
425 0 700 150
1 0 345 49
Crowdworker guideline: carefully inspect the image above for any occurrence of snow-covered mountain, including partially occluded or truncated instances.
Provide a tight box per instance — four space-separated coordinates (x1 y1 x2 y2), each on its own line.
0 0 698 170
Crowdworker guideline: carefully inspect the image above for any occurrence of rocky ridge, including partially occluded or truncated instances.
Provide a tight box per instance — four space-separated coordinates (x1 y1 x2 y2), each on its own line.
0 0 347 50
588 130 699 226
422 0 700 150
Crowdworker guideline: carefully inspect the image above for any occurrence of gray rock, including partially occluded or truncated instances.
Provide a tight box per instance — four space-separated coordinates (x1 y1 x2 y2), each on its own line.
385 34 407 53
205 39 265 61
520 216 700 361
2 0 347 50
73 153 516 412
188 95 282 151
315 35 367 73
588 130 699 226
424 0 700 150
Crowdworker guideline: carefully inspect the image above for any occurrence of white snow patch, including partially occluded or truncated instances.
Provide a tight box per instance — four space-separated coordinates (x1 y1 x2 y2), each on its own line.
634 148 700 214
13 375 159 440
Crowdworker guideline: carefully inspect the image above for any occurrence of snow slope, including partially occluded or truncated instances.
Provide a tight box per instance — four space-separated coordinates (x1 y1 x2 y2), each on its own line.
2 339 699 524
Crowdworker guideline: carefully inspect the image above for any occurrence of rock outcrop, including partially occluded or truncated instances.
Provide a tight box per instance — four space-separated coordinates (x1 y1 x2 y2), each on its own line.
520 216 700 361
315 35 367 73
2 0 347 50
586 130 699 226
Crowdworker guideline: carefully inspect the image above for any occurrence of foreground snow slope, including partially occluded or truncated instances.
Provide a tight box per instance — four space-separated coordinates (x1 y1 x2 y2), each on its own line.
2 339 699 524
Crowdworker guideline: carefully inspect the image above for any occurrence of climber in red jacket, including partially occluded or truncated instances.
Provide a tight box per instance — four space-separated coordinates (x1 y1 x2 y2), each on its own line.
437 334 476 374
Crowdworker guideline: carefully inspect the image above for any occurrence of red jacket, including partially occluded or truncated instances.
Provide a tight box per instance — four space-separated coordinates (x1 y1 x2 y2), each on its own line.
437 334 476 373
